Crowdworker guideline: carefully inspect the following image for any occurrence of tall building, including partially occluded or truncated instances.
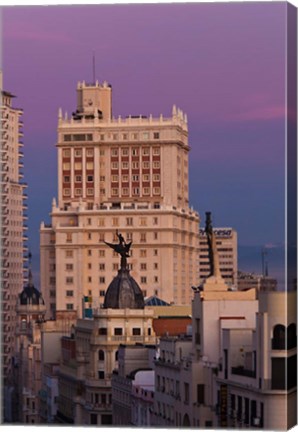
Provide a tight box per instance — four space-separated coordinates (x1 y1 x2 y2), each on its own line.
198 227 237 287
0 71 28 418
40 79 199 318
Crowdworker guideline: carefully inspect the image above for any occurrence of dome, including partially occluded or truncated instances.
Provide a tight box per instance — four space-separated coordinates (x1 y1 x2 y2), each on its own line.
104 268 144 309
19 270 45 306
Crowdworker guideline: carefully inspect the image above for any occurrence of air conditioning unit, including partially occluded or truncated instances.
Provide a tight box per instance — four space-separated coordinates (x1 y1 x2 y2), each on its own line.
253 417 260 426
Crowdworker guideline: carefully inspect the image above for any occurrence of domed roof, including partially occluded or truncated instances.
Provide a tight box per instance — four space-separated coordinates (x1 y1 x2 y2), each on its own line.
104 268 144 309
19 270 45 306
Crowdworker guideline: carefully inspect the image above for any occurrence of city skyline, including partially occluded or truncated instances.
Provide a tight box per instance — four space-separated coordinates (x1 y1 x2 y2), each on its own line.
2 3 288 282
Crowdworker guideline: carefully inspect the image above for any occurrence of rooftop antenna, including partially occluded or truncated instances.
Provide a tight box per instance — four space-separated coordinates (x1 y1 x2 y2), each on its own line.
261 247 268 277
92 51 96 85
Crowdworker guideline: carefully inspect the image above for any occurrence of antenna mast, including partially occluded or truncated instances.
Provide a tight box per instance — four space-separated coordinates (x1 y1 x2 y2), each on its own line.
92 51 96 85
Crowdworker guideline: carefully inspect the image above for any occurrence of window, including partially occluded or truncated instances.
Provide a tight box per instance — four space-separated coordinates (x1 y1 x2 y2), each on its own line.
65 264 73 271
113 263 118 271
66 303 74 310
99 250 105 257
133 187 139 195
111 148 118 156
98 350 105 361
87 175 93 182
115 351 119 361
100 175 105 181
99 327 107 335
88 276 92 283
99 290 105 297
122 175 129 182
153 133 160 140
112 217 119 226
86 149 93 156
272 324 286 349
74 162 82 170
75 175 82 182
143 174 150 181
122 133 128 140
132 328 141 336
153 187 160 195
112 175 118 182
88 249 92 256
88 263 92 269
114 328 123 336
63 149 70 157
66 277 73 284
132 162 139 169
154 276 159 283
142 290 147 297
141 277 147 284
132 175 139 181
132 148 139 156
87 188 94 196
143 132 149 139
64 175 70 183
99 277 105 284
63 188 70 196
132 133 138 140
122 148 129 155
184 382 189 404
63 162 70 170
140 263 147 270
99 263 105 271
143 147 150 155
100 134 105 141
50 290 55 298
111 162 118 169
153 174 160 181
66 290 73 297
197 384 205 404
126 217 133 226
122 162 129 169
143 161 150 169
98 218 105 227
98 371 105 379
153 161 160 168
122 188 129 195
75 188 82 196
112 188 119 196
140 233 146 243
140 250 147 258
143 187 150 195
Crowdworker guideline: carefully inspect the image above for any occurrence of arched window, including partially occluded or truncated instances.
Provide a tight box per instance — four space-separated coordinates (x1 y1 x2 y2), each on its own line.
98 350 105 361
288 323 297 349
272 324 285 349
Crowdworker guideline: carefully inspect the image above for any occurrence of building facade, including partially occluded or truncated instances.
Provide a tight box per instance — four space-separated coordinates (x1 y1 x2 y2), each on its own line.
1 71 28 419
40 79 200 318
199 227 237 287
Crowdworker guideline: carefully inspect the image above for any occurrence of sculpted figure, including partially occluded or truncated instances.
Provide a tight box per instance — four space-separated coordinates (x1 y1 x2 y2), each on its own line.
105 230 132 270
205 212 221 278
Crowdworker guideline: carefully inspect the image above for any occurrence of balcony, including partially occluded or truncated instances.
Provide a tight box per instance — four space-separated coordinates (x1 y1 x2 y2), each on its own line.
231 366 256 378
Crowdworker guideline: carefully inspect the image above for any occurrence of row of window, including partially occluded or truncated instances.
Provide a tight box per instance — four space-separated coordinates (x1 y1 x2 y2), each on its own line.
111 146 160 156
64 247 159 258
64 275 159 285
65 262 158 271
65 232 159 243
111 187 160 196
111 161 160 169
63 131 160 145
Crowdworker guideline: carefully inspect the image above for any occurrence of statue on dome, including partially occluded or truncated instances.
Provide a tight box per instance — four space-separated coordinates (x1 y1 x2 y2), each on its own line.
104 230 132 270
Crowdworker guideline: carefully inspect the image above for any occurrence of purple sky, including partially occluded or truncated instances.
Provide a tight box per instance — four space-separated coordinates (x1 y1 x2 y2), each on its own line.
2 3 288 275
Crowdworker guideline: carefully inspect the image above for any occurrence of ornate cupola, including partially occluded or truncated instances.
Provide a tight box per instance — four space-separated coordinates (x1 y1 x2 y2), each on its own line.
17 254 46 330
103 231 145 309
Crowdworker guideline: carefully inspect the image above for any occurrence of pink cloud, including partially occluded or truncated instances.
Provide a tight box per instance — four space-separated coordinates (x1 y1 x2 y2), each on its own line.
227 105 286 122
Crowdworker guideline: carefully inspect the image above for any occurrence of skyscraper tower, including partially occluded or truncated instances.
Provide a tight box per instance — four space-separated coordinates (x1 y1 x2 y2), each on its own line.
40 80 200 318
0 71 28 420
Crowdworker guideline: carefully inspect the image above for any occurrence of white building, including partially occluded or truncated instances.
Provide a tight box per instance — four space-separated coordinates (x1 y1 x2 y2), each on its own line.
40 79 200 318
199 227 237 287
1 71 28 420
216 290 297 430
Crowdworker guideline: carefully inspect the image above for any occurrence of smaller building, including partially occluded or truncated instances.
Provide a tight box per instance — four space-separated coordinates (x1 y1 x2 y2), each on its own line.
237 271 277 292
112 344 155 425
199 227 237 287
